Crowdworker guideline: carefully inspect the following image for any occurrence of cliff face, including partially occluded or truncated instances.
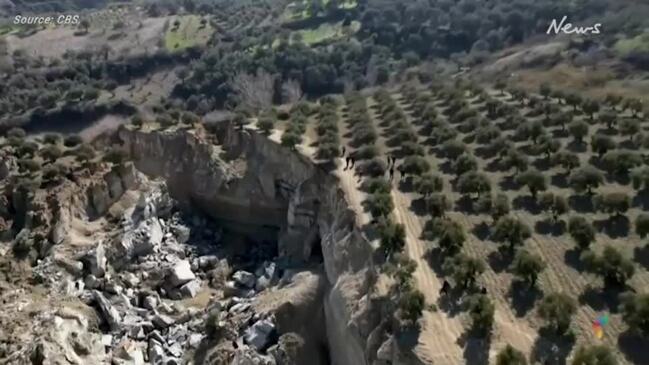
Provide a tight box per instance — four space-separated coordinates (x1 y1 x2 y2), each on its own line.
117 124 383 365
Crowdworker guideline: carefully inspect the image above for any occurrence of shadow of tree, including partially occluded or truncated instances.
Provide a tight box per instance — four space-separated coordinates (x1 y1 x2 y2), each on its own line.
484 158 502 173
439 160 454 175
397 179 414 193
488 249 512 273
564 247 586 272
499 175 520 192
437 287 466 317
458 331 492 365
618 330 649 365
551 129 569 139
634 244 649 269
475 146 496 160
594 127 618 136
604 173 630 186
410 197 428 217
578 284 623 313
535 219 566 236
550 173 569 189
633 192 649 210
508 280 542 317
531 328 576 365
429 146 445 159
472 221 491 240
424 247 446 277
594 216 630 238
566 140 587 153
568 194 594 213
513 195 543 215
462 134 476 144
533 158 552 171
455 195 476 214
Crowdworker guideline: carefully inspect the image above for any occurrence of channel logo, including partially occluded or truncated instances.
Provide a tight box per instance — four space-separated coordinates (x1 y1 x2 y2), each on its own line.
592 314 609 339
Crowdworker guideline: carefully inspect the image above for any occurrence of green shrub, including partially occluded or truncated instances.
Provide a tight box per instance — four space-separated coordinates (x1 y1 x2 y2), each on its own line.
64 135 83 148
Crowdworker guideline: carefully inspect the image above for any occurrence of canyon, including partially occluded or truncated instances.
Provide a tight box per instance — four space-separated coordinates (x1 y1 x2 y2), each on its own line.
0 122 407 365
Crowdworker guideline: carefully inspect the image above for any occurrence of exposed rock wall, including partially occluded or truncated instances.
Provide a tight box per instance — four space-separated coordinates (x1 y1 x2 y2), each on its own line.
117 124 385 365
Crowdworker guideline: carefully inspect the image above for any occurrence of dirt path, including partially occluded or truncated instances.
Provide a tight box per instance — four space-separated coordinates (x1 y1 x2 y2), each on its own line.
391 188 465 363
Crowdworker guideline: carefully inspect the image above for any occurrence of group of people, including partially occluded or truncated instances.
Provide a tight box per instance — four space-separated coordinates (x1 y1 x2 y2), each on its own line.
340 146 399 182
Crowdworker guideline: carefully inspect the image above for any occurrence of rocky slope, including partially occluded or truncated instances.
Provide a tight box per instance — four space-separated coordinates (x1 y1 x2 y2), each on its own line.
1 122 397 364
117 124 385 364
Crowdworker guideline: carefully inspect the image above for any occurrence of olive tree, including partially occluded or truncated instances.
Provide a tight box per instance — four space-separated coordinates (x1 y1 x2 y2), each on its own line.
466 293 495 336
477 193 510 221
538 292 577 335
442 139 468 160
453 153 478 176
377 218 405 256
491 216 531 253
39 145 63 162
582 99 600 120
619 292 649 337
443 253 486 290
631 166 649 192
359 157 388 177
398 156 430 179
426 194 452 218
636 214 649 238
423 218 465 255
363 178 391 195
538 192 569 222
457 171 491 198
568 216 596 249
281 131 301 150
599 110 617 129
569 166 604 195
552 150 580 173
257 115 276 135
572 345 617 365
413 173 444 197
515 169 547 198
366 193 394 218
590 134 616 158
511 249 546 289
601 151 642 176
398 288 426 325
502 149 529 174
593 192 631 218
620 119 640 143
568 120 589 144
496 345 527 365
581 246 635 287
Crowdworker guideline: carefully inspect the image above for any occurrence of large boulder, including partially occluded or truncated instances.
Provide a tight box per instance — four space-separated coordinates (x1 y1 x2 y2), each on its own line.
232 271 256 289
93 291 121 332
116 218 163 263
113 339 145 365
244 319 276 351
180 279 201 298
83 242 106 278
167 260 196 287
170 223 191 244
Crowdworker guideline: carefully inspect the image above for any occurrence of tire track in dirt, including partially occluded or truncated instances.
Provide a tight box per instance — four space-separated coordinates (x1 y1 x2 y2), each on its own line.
365 94 465 364
393 91 537 361
391 189 465 364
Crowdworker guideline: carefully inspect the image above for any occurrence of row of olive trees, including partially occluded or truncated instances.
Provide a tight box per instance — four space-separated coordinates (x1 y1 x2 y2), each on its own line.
280 102 311 150
354 90 427 330
429 81 636 363
315 96 341 161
